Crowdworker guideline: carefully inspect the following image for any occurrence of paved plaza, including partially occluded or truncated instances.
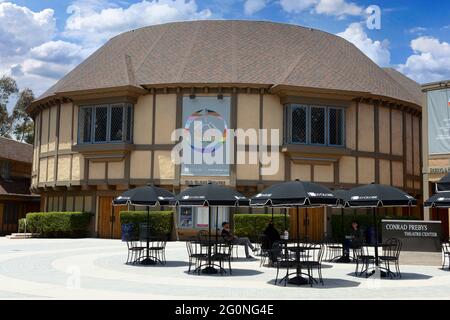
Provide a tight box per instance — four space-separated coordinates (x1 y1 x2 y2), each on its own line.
0 238 448 300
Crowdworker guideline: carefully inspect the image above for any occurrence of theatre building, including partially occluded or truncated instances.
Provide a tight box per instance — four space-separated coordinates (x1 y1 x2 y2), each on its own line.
422 80 450 241
27 20 423 240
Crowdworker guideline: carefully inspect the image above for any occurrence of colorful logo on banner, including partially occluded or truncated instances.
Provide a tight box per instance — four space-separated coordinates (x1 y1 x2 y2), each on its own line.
448 98 450 108
184 108 228 153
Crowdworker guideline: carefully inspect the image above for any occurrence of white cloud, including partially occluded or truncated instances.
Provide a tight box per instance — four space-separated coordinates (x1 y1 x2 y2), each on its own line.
244 0 267 15
315 0 362 16
279 0 316 13
398 36 450 83
64 0 212 46
407 26 427 34
337 22 390 66
279 0 362 17
29 40 85 64
0 2 56 56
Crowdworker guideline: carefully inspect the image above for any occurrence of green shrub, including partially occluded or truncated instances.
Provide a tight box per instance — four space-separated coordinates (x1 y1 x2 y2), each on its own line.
233 214 289 241
120 211 173 238
18 218 26 233
25 212 92 237
331 213 417 242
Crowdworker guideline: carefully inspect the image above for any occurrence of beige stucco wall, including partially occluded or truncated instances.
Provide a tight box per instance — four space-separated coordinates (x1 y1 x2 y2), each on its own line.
71 154 83 181
291 163 311 181
378 106 390 154
379 159 391 185
237 94 259 130
130 151 151 179
261 152 284 181
392 161 404 187
108 161 124 180
236 150 260 180
48 105 57 152
345 103 356 150
40 108 49 154
39 158 47 183
263 94 283 145
405 112 413 175
57 155 71 181
358 157 375 184
59 103 73 150
154 94 176 144
134 94 153 144
357 103 374 152
314 164 334 183
47 156 55 182
413 117 420 176
89 161 105 180
154 151 175 179
339 156 356 183
391 109 403 156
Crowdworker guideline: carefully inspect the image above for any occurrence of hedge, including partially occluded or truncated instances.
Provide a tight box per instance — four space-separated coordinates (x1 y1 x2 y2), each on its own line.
18 218 26 233
233 214 289 241
25 212 92 237
120 211 173 238
331 214 418 242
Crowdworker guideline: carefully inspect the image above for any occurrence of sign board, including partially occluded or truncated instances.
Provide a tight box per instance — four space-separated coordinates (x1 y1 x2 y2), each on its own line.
181 96 231 177
427 88 450 155
381 220 442 252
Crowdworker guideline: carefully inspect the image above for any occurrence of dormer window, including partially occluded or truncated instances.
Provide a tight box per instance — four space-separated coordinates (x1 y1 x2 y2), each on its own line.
284 104 345 147
78 103 133 144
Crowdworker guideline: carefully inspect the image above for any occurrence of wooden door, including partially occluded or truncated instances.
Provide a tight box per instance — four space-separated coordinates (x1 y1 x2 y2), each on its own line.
98 197 126 239
289 207 324 241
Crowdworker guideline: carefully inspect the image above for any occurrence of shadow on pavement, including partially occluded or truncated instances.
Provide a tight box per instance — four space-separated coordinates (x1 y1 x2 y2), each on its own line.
266 278 361 288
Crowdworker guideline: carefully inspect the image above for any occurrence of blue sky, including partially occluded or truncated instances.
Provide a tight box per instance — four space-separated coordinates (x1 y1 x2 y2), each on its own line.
1 0 449 105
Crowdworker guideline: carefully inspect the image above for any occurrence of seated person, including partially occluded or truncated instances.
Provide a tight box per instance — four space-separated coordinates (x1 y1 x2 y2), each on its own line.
221 222 258 259
343 220 363 258
262 220 281 250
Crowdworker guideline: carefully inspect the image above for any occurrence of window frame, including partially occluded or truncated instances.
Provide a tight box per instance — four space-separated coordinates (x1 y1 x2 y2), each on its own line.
77 103 133 144
327 107 346 147
285 104 345 147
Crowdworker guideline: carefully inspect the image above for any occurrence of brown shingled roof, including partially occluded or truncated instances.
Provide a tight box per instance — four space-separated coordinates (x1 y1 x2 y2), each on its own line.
0 136 33 164
36 20 422 107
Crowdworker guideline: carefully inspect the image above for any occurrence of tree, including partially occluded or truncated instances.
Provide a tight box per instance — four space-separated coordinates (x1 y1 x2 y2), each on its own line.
0 75 35 144
0 76 18 137
12 88 35 143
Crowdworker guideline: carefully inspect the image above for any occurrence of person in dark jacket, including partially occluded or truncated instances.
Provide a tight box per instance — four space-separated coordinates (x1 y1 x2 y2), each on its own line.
344 220 363 258
263 220 281 250
221 222 257 258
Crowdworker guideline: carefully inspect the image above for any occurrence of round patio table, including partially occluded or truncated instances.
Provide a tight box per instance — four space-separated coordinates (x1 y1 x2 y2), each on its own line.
278 241 320 286
138 235 163 265
360 243 396 278
193 240 229 274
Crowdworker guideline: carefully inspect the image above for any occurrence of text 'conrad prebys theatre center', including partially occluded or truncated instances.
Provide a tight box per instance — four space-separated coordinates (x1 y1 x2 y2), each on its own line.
26 20 423 239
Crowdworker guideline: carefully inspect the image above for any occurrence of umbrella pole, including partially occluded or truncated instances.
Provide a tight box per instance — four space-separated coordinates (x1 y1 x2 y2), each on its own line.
208 206 212 267
215 207 219 244
297 206 300 246
305 208 308 242
373 207 379 266
146 205 150 260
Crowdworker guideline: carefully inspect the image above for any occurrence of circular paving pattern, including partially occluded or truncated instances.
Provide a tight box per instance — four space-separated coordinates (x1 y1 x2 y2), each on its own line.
0 238 449 299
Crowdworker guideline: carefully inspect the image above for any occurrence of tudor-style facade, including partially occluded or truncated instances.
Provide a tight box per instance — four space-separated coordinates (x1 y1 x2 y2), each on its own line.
27 21 424 239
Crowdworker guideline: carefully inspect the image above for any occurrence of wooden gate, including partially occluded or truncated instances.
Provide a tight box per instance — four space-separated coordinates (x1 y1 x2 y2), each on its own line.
289 207 324 241
98 197 126 239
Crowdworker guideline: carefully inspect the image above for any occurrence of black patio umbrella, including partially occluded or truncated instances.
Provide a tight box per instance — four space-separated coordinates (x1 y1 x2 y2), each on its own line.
113 185 175 265
345 184 416 267
424 192 450 208
435 173 450 192
251 180 338 238
250 179 337 285
174 183 249 274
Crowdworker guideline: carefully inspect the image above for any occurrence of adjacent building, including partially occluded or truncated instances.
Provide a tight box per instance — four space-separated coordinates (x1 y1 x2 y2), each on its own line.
0 137 40 235
422 80 450 241
26 20 423 239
